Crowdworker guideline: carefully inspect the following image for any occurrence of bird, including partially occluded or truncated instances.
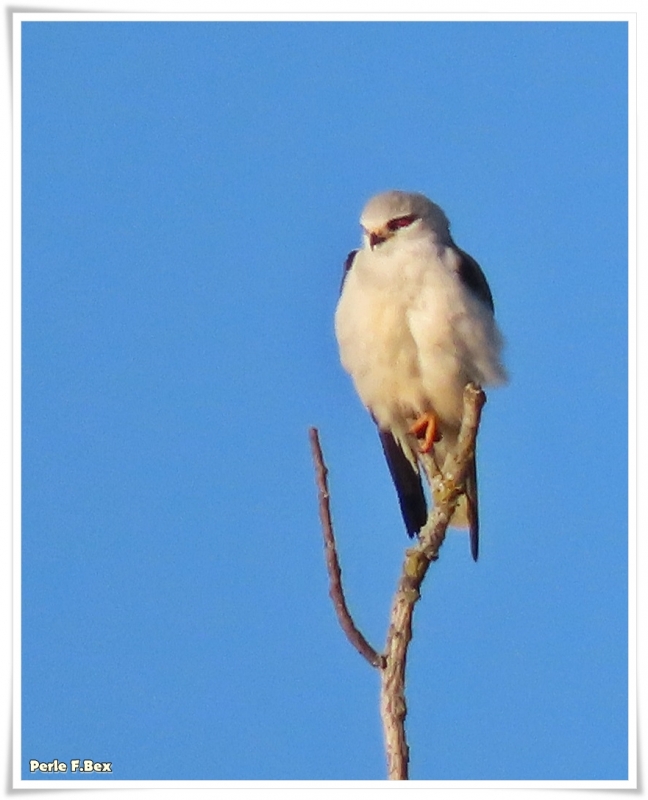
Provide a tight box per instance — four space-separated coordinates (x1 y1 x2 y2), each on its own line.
334 191 507 560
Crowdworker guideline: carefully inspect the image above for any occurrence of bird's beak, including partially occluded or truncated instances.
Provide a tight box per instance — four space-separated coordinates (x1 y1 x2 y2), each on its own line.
369 230 388 250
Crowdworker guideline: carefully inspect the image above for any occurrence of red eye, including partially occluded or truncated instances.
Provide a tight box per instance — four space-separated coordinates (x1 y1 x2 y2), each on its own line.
386 214 418 232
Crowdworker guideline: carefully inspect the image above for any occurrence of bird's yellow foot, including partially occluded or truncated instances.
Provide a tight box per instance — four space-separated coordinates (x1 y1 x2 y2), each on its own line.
409 412 440 453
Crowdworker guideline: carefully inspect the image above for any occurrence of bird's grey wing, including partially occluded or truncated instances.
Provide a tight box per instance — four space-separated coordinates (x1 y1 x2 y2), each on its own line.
378 429 428 538
464 450 479 562
340 249 358 292
453 248 489 560
455 247 494 312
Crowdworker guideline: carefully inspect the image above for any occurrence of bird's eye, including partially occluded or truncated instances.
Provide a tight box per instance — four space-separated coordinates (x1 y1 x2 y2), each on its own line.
386 214 418 232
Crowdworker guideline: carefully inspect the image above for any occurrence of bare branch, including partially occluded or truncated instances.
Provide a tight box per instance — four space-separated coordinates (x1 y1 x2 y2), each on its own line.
310 384 486 779
380 384 486 779
309 427 385 669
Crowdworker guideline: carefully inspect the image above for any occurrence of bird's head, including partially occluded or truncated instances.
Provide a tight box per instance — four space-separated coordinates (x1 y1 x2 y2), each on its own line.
360 190 452 251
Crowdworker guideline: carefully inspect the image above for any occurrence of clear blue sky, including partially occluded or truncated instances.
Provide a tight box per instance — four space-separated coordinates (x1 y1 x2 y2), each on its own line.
20 19 629 782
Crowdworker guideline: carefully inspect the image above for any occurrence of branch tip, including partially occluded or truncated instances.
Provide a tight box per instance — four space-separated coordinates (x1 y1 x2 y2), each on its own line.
310 427 383 669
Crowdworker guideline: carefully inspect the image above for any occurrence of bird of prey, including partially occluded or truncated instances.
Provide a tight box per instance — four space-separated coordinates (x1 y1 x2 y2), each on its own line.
334 191 507 560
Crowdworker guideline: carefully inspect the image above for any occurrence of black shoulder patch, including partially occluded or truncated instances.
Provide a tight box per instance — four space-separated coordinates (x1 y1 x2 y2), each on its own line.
456 247 495 312
340 249 358 294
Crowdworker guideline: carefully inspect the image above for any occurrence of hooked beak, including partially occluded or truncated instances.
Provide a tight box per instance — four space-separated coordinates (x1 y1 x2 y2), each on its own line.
369 230 388 250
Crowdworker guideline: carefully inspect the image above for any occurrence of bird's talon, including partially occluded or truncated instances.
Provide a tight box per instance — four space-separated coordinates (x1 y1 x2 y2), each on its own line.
408 412 440 453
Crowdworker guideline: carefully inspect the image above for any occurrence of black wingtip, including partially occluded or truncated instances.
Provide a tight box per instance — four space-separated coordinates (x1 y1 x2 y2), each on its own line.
377 430 427 538
466 456 479 562
470 525 479 562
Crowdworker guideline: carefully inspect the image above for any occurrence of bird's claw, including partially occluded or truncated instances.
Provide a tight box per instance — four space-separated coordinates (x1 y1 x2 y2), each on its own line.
409 412 440 453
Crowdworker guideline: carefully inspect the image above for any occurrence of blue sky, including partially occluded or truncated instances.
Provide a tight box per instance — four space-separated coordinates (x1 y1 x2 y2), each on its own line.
19 18 629 783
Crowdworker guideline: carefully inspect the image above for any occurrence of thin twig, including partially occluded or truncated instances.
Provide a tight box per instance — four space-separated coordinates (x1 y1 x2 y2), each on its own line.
380 384 486 779
309 428 385 669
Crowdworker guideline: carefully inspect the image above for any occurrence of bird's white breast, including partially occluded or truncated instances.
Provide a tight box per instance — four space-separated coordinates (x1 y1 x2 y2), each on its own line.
334 235 505 435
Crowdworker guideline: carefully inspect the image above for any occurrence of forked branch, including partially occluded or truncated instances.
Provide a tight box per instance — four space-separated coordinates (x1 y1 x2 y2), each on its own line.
310 383 486 780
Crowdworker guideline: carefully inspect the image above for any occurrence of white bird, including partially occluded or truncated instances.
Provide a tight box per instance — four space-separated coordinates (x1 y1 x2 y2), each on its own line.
335 191 507 560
